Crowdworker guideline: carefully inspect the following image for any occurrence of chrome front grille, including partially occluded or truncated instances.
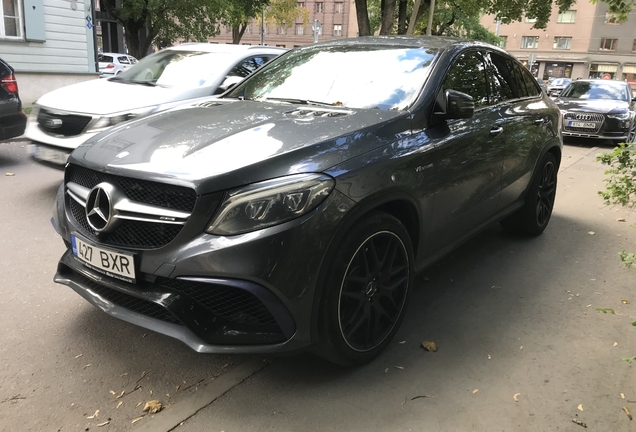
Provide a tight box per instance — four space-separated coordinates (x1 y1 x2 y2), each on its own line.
563 112 604 133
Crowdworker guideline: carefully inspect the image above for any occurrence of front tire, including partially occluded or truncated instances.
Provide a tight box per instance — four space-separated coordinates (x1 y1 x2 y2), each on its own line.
500 153 558 236
315 212 414 366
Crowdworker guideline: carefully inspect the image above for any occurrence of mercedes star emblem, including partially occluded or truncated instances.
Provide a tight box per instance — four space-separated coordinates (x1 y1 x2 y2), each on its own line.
85 183 115 232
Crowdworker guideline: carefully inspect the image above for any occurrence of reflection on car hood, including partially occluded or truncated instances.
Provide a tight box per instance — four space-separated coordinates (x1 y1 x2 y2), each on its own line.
556 98 629 114
36 78 208 116
70 100 404 194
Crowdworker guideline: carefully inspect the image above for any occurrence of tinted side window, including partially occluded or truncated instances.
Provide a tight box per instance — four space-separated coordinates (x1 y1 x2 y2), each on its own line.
98 54 113 63
118 56 130 64
229 56 271 78
442 51 489 108
487 52 525 102
518 66 541 97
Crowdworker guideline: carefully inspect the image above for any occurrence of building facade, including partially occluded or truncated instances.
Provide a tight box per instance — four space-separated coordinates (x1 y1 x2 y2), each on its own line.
480 3 636 87
0 0 98 106
209 0 358 47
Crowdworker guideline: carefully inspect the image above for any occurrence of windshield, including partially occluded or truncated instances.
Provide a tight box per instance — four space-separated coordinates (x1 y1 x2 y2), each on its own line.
560 81 630 101
552 78 571 86
115 50 229 88
228 45 438 110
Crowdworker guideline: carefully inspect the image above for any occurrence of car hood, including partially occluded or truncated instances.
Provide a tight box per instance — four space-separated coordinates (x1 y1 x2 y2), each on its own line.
36 78 207 116
70 100 406 194
556 98 629 114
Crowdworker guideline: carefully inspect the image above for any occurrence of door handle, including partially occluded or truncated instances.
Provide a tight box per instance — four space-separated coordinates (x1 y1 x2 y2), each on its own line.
490 126 504 136
534 118 545 125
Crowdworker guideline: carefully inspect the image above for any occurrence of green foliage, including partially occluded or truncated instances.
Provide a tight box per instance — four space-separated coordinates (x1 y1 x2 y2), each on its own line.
620 356 636 363
595 308 616 314
263 0 309 29
590 0 636 23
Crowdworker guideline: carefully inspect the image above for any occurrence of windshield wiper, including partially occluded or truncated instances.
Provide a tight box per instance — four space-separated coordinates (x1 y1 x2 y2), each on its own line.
260 97 340 107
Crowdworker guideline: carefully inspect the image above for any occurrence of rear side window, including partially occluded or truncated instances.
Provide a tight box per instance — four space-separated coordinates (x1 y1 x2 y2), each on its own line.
98 54 113 63
118 56 130 64
518 66 541 97
229 56 271 78
487 52 526 103
0 61 10 79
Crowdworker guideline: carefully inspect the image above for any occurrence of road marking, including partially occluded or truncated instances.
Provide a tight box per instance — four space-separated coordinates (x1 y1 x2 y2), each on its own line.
134 358 270 432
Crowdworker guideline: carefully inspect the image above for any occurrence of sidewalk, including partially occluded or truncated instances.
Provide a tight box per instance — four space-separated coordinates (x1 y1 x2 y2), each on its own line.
145 143 636 432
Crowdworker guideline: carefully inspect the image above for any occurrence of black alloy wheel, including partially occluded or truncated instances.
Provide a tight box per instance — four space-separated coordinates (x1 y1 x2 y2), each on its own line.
338 231 409 352
500 152 558 236
628 121 636 144
315 212 414 366
536 158 557 228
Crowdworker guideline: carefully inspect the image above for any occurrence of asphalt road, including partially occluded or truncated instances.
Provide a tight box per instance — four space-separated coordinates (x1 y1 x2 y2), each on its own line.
1 139 635 431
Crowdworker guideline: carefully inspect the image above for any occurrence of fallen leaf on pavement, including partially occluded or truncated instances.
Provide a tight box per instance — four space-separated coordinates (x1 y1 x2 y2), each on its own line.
115 391 125 399
97 421 110 427
513 393 520 402
596 308 615 314
421 341 438 352
487 355 491 360
572 419 587 428
588 231 595 235
175 385 180 392
384 368 388 373
398 340 406 344
87 410 99 419
622 299 630 304
520 346 523 350
394 366 404 370
632 321 636 326
116 401 123 409
83 364 91 369
586 305 592 308
617 217 626 222
614 342 619 346
109 390 116 395
623 406 633 420
620 356 636 363
5 173 14 176
411 395 436 400
143 400 163 414
135 402 143 408
578 404 584 411
472 389 479 394
132 417 144 424
621 393 626 399
75 354 83 359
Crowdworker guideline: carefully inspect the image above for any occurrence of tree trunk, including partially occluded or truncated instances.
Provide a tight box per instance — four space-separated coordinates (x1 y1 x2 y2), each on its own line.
232 23 248 44
397 0 408 34
379 0 397 35
354 0 371 36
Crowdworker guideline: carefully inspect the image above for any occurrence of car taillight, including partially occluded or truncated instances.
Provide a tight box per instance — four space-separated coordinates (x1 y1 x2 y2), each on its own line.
106 64 115 69
1 73 18 94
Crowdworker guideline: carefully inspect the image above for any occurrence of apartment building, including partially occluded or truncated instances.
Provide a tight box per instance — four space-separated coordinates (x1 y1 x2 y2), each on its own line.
480 3 636 86
209 0 358 47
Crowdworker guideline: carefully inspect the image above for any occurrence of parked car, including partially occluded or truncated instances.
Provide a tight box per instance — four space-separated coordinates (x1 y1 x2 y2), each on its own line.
547 78 572 97
98 52 138 77
555 79 636 144
0 57 27 141
535 77 548 94
52 37 562 366
25 43 286 168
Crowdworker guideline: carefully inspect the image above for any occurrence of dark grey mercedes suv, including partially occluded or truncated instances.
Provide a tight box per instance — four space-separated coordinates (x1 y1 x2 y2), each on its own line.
52 37 562 365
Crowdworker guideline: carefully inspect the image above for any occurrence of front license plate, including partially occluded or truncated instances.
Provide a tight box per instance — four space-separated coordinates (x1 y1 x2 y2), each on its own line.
71 235 136 283
31 145 69 165
568 121 596 129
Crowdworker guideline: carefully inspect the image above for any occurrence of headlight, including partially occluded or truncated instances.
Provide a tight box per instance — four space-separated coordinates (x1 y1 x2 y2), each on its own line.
205 173 335 236
607 112 631 120
89 106 158 131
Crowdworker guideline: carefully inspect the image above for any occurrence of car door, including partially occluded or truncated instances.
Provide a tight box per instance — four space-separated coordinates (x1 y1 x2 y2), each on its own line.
216 56 275 94
117 55 131 74
485 52 553 211
429 50 506 249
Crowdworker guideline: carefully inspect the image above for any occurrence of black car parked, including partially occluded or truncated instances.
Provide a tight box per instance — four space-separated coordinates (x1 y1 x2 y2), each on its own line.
556 79 636 144
0 58 26 141
52 37 562 365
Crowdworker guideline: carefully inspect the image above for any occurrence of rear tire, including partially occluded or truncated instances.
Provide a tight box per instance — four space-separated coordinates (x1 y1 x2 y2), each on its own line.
500 153 558 236
314 212 414 366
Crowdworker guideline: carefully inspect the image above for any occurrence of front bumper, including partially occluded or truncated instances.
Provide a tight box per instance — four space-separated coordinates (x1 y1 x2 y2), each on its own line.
561 111 631 141
24 120 99 168
53 182 355 354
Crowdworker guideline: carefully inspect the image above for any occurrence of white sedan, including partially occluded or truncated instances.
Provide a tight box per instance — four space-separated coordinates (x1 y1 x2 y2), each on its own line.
26 43 286 168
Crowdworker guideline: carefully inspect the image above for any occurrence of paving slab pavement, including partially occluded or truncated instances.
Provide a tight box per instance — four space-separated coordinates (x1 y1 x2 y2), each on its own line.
168 143 636 432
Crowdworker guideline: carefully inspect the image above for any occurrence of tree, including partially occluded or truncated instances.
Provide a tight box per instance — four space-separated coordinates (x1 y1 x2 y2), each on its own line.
263 0 310 32
221 0 269 44
100 0 224 59
597 144 636 267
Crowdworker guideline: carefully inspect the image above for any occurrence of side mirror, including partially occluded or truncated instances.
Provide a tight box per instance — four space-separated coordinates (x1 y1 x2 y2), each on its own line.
436 90 474 120
218 76 244 92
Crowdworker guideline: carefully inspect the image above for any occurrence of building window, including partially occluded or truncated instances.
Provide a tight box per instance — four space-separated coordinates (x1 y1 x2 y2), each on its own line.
1 0 21 38
278 26 287 35
276 44 286 48
589 63 617 79
498 36 507 49
553 37 572 50
295 23 304 35
297 2 305 7
600 38 618 51
334 2 344 13
315 2 324 13
525 16 537 23
604 12 620 24
622 65 636 86
521 36 539 49
557 10 576 23
333 24 342 36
